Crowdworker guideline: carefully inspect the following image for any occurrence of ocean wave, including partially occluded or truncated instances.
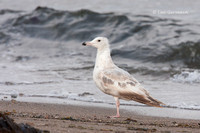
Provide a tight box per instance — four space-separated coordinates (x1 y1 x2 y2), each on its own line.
0 9 22 15
5 7 171 44
0 32 10 44
172 70 200 83
112 41 200 69
157 41 200 69
8 7 136 42
1 7 200 69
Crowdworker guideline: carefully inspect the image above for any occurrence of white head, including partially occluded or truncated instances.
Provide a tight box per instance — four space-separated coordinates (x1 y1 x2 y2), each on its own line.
82 37 110 50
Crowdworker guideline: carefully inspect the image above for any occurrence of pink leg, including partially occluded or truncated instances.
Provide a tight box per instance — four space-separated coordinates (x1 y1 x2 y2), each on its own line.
111 97 120 118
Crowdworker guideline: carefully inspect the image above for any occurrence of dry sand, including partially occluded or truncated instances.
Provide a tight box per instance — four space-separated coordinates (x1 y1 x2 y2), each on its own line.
0 100 200 133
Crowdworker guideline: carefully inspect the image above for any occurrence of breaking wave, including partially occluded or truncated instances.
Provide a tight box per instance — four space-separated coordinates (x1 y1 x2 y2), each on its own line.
172 70 200 83
1 7 200 69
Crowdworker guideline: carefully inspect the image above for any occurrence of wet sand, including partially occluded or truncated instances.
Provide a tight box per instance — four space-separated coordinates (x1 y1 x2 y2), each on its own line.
0 100 200 133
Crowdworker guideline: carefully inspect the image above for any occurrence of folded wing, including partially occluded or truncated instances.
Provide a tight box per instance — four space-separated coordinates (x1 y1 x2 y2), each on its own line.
99 68 164 107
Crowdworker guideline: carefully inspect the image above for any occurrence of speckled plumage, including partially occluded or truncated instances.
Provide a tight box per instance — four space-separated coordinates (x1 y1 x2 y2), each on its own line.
83 37 164 117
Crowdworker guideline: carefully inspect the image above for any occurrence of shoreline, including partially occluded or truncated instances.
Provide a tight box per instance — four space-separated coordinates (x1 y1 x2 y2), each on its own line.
2 96 200 120
1 100 200 132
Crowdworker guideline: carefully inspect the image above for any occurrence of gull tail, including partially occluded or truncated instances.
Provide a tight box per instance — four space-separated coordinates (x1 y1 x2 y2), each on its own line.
119 91 165 108
145 95 165 108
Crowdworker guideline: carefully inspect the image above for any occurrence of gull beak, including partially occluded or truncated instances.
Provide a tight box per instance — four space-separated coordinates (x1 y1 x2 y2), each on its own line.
82 42 92 46
82 42 87 46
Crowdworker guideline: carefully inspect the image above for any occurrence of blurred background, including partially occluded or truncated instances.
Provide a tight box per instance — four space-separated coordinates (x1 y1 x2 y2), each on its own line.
0 0 200 116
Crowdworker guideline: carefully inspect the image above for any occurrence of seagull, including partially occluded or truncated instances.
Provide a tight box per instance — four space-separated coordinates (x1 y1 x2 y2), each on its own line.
82 37 164 118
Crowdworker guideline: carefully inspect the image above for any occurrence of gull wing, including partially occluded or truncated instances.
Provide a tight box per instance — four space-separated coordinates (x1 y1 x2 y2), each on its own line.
99 68 164 107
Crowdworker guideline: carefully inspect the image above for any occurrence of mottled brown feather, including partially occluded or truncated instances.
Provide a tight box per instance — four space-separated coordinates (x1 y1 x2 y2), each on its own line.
119 91 164 107
98 69 165 108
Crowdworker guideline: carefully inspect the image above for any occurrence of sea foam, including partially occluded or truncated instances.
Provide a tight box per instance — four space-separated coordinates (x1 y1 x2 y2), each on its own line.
172 70 200 83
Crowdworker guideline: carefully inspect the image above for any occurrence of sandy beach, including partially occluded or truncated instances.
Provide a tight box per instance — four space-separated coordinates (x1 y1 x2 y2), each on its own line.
1 100 200 133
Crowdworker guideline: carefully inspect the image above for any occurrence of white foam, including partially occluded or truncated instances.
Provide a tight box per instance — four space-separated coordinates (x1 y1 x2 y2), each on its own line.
172 70 200 83
170 102 200 110
1 90 19 98
46 89 104 103
48 89 69 97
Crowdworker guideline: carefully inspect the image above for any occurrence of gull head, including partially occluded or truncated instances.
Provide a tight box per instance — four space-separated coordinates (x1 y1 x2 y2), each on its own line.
82 37 109 50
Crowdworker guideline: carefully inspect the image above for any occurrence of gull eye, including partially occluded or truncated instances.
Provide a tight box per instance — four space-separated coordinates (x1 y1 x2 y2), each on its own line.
98 40 101 42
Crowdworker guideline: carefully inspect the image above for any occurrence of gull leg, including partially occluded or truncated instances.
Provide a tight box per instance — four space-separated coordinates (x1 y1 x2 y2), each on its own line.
111 97 120 118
